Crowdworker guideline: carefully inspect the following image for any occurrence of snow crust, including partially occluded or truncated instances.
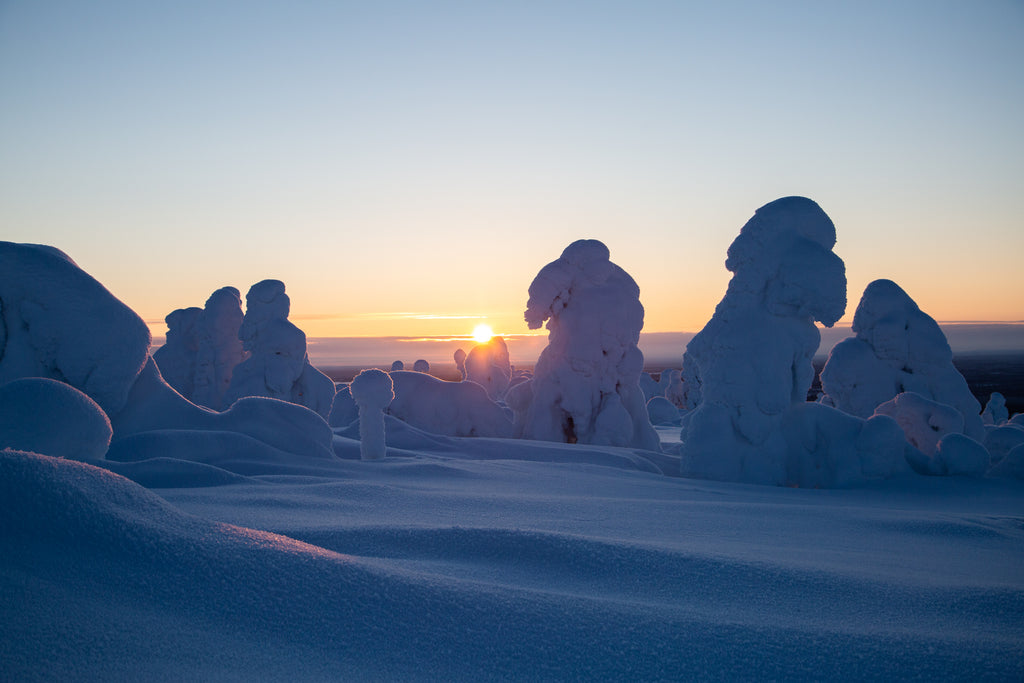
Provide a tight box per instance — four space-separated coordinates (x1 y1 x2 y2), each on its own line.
516 239 659 450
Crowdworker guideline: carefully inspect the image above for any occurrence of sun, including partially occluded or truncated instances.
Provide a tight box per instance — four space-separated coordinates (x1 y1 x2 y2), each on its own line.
472 323 494 344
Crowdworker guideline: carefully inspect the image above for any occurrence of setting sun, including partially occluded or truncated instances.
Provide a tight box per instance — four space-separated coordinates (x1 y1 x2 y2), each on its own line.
472 324 494 344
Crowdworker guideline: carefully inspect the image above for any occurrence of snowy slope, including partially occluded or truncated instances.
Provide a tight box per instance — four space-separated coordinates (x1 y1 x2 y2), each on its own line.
3 438 1022 681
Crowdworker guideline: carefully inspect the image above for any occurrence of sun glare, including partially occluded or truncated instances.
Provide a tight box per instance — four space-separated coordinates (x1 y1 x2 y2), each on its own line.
472 324 494 344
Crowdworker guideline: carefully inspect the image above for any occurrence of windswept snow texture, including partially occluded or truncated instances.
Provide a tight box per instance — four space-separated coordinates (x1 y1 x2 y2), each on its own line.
223 280 335 419
3 447 1022 681
821 279 984 440
680 197 854 486
518 239 659 451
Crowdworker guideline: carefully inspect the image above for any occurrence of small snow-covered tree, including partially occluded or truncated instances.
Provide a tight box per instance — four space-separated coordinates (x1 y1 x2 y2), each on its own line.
223 280 335 418
350 369 394 460
515 239 659 450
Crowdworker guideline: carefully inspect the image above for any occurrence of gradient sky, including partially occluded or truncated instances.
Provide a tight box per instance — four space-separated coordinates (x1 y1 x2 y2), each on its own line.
2 1 1022 342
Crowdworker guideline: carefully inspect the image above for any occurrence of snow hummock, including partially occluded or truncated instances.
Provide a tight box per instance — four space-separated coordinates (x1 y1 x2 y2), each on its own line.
0 377 111 461
515 239 659 450
874 391 965 456
680 197 855 486
387 370 515 438
820 279 984 440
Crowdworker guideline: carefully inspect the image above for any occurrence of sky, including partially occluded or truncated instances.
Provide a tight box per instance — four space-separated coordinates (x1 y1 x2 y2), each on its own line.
1 0 1022 346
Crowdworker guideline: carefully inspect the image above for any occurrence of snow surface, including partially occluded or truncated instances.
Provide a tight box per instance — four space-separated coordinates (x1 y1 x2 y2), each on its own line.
3 445 1022 681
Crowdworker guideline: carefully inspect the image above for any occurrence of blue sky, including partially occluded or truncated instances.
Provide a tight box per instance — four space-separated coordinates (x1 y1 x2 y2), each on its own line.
1 1 1021 340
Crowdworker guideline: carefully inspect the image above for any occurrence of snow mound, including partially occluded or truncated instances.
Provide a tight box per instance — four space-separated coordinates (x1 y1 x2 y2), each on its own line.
983 424 1024 463
647 396 681 426
989 443 1024 479
517 239 659 450
782 403 912 488
388 370 515 438
820 279 984 440
0 377 111 461
874 391 964 456
328 385 359 427
932 433 990 477
0 241 151 415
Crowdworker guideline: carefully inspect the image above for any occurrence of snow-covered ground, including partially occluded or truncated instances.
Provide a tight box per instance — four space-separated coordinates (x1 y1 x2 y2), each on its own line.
4 426 1023 681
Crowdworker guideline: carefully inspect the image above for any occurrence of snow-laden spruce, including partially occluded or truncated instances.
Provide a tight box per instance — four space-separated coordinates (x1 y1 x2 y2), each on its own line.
152 306 203 400
820 279 985 440
192 287 246 410
679 197 909 486
349 368 394 460
223 280 335 419
514 239 659 450
982 392 1009 426
153 286 246 410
